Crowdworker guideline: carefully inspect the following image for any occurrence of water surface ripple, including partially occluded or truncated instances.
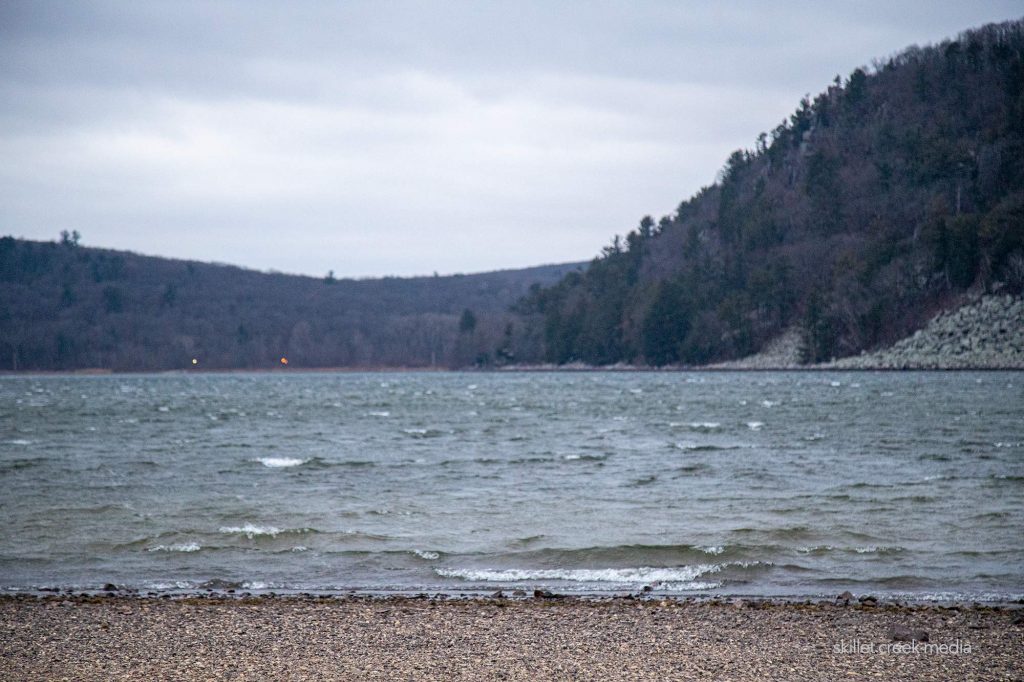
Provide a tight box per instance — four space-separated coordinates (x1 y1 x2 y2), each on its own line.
1 371 1021 600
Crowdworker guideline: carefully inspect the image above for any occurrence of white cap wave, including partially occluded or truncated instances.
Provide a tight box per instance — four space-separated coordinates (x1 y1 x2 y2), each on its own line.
255 457 307 468
436 564 721 589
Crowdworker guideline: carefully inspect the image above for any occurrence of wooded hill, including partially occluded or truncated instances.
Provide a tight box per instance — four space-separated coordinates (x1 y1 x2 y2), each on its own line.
517 19 1024 366
5 20 1023 372
0 236 581 371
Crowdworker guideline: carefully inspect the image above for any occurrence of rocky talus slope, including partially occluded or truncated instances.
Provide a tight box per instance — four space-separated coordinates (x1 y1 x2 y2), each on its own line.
826 295 1024 369
705 329 805 370
514 295 1022 370
703 295 1023 370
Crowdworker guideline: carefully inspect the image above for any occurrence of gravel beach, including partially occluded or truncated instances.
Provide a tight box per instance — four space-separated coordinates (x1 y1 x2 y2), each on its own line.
2 595 1021 680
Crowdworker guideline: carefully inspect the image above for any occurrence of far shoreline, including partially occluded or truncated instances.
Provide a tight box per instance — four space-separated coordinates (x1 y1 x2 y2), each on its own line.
2 365 1023 377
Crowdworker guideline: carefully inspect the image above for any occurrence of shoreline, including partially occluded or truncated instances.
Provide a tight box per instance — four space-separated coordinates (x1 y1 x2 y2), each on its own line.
4 294 1021 376
8 590 1024 612
7 589 1024 609
1 365 1023 377
3 594 1020 680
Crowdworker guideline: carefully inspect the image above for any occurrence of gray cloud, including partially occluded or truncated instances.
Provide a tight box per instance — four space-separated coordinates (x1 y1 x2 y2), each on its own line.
1 1 1021 276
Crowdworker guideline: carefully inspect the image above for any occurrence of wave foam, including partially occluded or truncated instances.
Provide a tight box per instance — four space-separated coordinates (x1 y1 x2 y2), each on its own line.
854 545 904 554
797 545 903 555
674 442 740 452
436 565 721 584
796 545 835 554
402 427 446 438
413 549 440 560
675 417 724 428
661 581 721 591
148 542 201 553
697 545 725 555
219 523 282 538
255 457 307 468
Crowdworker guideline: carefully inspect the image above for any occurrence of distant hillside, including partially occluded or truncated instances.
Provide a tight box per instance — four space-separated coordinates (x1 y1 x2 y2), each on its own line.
0 237 582 370
6 20 1023 373
518 19 1024 366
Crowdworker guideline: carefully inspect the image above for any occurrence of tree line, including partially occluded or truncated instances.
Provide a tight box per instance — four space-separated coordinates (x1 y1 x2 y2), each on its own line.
0 236 580 371
517 19 1024 366
4 19 1022 371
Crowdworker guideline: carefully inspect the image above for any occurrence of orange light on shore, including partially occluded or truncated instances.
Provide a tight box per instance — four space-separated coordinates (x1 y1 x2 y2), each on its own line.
280 357 288 365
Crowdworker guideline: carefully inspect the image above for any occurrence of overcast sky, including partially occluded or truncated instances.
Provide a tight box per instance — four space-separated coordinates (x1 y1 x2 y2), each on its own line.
1 2 1020 277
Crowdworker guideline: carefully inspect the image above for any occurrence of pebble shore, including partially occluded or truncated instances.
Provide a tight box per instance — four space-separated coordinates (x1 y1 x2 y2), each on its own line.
2 595 1021 680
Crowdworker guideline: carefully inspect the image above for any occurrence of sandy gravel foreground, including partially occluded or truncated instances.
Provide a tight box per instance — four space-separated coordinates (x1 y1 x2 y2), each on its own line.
1 595 1021 681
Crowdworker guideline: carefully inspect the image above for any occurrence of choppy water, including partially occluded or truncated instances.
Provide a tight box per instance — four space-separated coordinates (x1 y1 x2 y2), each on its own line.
1 371 1022 601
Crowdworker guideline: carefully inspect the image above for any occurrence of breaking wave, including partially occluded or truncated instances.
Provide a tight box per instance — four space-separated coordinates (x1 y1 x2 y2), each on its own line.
217 524 318 539
148 542 201 553
435 564 721 586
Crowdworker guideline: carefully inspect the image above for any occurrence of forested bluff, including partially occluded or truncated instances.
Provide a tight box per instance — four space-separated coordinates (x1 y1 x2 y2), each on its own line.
518 19 1024 368
2 19 1023 373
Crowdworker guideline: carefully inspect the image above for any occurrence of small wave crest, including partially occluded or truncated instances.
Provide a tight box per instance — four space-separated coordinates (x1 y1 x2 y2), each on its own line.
796 545 904 555
255 457 308 468
435 565 721 586
148 542 201 553
673 442 742 452
562 453 608 462
670 422 722 431
854 545 902 554
219 523 283 538
218 523 316 539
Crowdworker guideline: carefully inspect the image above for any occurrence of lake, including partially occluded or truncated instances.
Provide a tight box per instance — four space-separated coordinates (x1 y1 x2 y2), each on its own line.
1 371 1021 601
